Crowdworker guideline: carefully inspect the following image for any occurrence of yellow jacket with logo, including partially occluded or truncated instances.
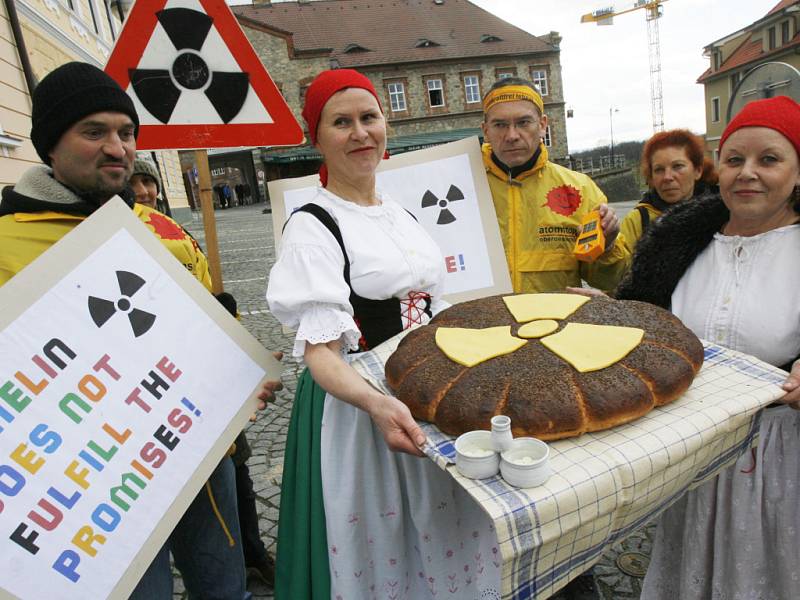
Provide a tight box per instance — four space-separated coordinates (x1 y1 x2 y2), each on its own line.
0 166 211 289
483 143 631 293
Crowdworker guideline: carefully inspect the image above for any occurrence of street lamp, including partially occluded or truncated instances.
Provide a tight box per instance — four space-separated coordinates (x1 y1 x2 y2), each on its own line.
609 107 620 167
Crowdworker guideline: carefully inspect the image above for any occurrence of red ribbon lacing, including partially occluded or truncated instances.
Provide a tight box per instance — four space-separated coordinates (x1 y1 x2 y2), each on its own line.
740 447 757 474
400 291 431 329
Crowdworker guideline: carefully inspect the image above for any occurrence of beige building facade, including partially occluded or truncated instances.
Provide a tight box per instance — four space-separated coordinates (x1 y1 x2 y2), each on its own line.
1 0 36 187
1 0 194 221
698 0 800 159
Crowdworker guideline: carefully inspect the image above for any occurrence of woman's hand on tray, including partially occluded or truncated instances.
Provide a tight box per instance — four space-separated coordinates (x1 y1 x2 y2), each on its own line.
369 394 428 457
565 286 608 298
780 360 800 409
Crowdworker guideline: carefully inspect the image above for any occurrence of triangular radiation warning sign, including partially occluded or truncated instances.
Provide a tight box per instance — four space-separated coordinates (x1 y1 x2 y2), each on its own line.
105 0 304 150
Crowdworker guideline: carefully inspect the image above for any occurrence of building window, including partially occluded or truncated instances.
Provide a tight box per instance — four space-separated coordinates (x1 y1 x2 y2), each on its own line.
730 71 740 93
713 51 721 71
768 26 777 50
530 68 549 96
495 67 516 80
782 20 791 45
87 0 100 33
387 81 407 112
711 97 720 123
104 0 116 39
543 125 552 147
426 78 445 108
463 74 481 104
0 122 24 158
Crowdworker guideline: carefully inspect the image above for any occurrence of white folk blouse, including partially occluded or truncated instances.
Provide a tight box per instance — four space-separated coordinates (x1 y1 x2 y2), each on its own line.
671 223 800 367
266 187 447 357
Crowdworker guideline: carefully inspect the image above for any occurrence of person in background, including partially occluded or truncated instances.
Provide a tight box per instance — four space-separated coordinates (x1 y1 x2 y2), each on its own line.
481 76 630 295
482 75 629 598
0 61 281 599
615 95 800 599
130 158 162 211
266 69 500 599
619 129 718 253
216 291 277 589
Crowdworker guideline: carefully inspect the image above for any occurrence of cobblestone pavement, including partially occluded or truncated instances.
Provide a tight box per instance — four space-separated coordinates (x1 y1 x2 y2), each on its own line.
178 201 652 600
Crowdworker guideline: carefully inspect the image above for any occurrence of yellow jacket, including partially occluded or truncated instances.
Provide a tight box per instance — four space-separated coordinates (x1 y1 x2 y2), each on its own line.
618 202 662 256
0 203 211 290
483 143 631 293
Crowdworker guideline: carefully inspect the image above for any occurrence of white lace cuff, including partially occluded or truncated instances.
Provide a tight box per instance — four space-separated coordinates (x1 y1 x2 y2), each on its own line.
293 304 361 357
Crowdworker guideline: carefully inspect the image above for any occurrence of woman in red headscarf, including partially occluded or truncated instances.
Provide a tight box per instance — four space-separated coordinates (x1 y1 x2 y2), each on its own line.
266 70 500 599
615 96 800 599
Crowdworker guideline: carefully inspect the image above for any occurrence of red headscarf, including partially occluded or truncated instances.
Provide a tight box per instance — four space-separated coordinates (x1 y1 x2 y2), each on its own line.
720 95 800 158
301 69 389 186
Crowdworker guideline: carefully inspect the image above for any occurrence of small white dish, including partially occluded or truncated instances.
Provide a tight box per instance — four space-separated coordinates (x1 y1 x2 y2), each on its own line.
500 437 551 488
454 430 499 479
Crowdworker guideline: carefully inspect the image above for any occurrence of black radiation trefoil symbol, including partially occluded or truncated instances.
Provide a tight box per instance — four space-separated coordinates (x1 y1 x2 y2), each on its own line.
88 271 156 338
421 185 465 225
128 8 249 124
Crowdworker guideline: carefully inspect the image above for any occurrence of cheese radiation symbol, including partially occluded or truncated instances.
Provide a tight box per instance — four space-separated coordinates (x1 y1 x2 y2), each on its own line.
435 294 644 372
129 8 249 124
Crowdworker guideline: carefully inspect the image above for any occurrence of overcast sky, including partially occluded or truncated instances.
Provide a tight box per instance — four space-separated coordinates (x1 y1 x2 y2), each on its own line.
470 0 774 151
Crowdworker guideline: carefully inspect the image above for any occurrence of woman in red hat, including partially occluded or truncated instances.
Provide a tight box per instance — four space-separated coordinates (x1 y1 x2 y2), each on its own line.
615 95 800 599
266 70 500 599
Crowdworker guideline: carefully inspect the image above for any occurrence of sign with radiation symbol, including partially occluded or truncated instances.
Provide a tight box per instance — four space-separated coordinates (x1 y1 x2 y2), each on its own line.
105 0 303 149
88 270 157 338
421 184 465 225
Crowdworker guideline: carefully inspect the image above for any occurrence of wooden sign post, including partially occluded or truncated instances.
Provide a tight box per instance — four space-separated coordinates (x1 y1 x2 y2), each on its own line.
194 149 223 294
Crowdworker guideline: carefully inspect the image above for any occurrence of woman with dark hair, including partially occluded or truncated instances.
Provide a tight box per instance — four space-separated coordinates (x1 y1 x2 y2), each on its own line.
619 129 718 252
266 69 499 599
615 96 800 599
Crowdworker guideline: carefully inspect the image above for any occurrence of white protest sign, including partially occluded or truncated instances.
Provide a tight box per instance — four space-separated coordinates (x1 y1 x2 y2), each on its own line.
0 200 279 599
269 137 512 304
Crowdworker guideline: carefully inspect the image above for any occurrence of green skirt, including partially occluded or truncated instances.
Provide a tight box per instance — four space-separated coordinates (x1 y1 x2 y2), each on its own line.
274 368 330 600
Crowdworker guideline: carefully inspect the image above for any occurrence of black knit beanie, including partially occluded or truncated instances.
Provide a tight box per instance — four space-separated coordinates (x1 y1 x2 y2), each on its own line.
30 62 140 165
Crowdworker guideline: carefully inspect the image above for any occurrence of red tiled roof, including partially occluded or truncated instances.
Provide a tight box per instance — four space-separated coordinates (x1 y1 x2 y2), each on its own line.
768 0 796 16
698 0 800 82
698 33 800 82
233 0 556 68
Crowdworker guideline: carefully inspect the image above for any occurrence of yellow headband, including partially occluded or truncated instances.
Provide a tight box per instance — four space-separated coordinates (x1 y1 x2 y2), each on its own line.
483 85 544 115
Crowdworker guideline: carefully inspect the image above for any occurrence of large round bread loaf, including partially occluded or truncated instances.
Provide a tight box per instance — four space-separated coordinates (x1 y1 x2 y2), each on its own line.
385 295 704 440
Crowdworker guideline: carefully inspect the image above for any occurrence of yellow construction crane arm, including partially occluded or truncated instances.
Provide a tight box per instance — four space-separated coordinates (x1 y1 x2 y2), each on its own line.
580 0 668 23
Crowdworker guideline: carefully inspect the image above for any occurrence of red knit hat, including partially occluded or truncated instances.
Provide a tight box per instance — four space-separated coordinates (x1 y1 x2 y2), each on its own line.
301 69 383 145
720 95 800 157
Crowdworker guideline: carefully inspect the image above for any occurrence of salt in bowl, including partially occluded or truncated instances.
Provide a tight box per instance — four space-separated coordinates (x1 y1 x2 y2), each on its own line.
454 430 500 479
500 437 551 488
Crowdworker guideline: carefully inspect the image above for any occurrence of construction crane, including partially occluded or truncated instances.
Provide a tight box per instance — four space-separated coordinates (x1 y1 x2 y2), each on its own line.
581 0 669 132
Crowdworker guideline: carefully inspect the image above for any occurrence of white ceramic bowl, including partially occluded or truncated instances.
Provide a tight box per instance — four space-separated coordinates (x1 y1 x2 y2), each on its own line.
454 430 500 479
500 437 551 488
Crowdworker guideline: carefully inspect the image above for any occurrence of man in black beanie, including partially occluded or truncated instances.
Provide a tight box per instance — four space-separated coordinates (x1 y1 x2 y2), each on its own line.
0 62 280 598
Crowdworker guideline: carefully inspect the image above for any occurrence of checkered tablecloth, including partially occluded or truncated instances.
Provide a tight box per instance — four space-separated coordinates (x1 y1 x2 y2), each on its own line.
351 330 787 600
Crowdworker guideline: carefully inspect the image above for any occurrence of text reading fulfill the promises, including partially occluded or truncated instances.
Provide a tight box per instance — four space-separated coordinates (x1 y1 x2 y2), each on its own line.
0 337 203 584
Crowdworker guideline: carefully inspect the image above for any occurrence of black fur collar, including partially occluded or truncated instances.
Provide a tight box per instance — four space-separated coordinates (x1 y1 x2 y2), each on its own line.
615 190 729 308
